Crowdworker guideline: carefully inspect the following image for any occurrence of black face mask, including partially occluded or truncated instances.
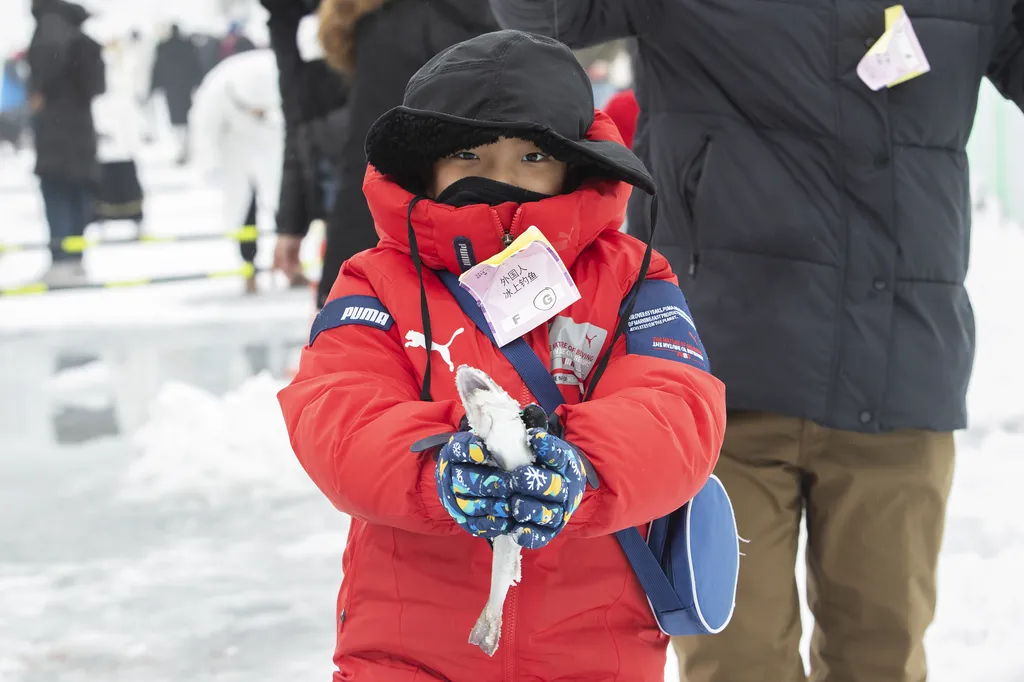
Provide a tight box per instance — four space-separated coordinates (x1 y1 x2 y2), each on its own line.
435 176 553 208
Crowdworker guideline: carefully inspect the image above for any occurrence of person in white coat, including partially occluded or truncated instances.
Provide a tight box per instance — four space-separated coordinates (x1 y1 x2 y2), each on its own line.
92 30 146 226
189 48 283 293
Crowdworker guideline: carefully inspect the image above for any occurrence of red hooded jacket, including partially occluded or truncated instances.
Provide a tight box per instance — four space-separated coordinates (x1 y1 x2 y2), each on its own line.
278 112 727 681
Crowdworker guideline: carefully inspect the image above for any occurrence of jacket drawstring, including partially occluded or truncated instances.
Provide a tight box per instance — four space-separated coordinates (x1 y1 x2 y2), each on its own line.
583 192 659 402
407 190 657 406
407 196 433 401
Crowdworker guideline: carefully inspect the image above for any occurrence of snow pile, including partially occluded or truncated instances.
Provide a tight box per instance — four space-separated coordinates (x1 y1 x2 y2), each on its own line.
121 372 311 502
929 429 1024 681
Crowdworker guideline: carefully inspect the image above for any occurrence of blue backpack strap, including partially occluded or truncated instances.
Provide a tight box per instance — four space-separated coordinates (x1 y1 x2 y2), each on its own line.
436 270 565 415
614 526 685 613
438 268 687 614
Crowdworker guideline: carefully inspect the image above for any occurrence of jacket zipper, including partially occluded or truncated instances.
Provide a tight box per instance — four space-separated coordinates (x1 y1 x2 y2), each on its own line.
503 207 531 679
503 584 519 681
493 207 526 248
683 135 714 278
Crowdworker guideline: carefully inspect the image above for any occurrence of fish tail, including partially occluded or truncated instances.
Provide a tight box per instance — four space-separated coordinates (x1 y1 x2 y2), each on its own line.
468 608 502 656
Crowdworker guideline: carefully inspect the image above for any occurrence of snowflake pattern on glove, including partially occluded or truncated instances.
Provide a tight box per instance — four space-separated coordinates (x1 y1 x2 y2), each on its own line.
508 428 588 549
523 467 549 492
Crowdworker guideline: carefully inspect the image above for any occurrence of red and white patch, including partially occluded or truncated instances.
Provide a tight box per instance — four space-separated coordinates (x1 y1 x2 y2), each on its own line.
549 317 608 388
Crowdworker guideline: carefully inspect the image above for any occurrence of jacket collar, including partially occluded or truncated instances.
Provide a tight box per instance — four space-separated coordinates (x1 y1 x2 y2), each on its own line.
363 168 631 275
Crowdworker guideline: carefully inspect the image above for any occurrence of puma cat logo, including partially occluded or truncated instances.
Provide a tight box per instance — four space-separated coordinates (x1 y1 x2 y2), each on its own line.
405 328 465 372
585 332 598 347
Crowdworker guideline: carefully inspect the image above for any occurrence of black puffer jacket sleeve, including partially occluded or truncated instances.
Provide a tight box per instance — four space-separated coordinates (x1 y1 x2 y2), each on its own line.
278 126 312 237
264 0 314 237
487 0 657 47
263 0 348 238
987 1 1024 110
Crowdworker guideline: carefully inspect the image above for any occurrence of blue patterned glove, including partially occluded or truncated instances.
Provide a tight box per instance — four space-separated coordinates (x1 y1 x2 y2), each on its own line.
435 432 512 539
509 428 587 549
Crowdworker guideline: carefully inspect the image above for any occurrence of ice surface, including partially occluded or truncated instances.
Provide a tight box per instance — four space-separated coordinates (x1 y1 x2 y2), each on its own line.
0 381 345 682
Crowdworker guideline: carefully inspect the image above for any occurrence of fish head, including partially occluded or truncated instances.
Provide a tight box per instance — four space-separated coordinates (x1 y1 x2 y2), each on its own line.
455 366 533 470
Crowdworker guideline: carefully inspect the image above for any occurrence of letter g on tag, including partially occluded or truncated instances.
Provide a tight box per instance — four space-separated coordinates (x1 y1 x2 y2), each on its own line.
534 288 557 312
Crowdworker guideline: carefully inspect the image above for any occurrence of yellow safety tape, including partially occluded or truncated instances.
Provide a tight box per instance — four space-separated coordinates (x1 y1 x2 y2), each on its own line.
229 225 260 242
2 225 291 253
61 236 98 254
0 282 48 296
209 263 256 279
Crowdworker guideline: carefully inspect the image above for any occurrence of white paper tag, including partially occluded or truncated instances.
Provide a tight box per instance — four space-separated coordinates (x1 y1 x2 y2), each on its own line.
459 226 581 347
857 6 930 91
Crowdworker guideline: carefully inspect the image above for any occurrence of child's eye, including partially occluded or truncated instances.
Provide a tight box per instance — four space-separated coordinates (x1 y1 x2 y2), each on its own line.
453 151 478 161
523 152 551 163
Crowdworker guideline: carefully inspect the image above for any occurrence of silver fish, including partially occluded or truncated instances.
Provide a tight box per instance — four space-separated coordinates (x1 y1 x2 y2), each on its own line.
455 365 535 657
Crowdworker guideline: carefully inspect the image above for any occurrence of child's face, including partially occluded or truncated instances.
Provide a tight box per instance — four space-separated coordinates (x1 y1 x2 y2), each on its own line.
430 137 568 199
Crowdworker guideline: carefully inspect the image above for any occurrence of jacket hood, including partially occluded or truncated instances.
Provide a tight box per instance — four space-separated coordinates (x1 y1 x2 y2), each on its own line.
364 108 633 275
32 0 89 25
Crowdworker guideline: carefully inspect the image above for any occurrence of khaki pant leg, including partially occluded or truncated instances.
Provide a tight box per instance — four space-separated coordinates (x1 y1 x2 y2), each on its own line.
805 428 955 682
675 412 807 682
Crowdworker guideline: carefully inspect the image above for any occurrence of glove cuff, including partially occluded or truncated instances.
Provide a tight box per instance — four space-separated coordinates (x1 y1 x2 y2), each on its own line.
545 413 600 491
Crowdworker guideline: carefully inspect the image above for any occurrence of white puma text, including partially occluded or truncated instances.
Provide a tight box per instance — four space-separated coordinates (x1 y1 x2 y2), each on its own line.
404 328 465 372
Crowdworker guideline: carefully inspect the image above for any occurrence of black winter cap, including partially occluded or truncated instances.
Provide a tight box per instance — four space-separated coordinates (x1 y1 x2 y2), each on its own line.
365 30 656 195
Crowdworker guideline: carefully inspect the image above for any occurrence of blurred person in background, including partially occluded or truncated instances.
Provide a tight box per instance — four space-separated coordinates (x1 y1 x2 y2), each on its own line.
260 0 349 292
314 0 497 308
0 50 30 152
189 49 284 295
92 29 146 228
28 0 105 287
192 31 222 80
604 87 638 149
218 20 256 62
587 58 617 109
491 2 1024 682
126 28 157 144
151 24 203 165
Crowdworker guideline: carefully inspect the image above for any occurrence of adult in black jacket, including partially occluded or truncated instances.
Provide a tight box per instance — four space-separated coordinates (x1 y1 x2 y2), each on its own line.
28 0 104 285
492 1 1024 681
151 25 202 127
151 25 202 163
260 0 349 288
316 0 497 308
